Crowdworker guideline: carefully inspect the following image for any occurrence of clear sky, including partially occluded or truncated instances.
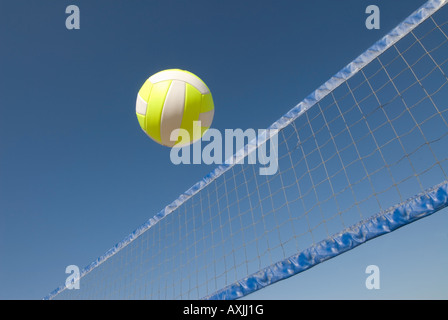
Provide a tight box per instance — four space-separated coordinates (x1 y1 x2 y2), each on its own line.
0 0 447 300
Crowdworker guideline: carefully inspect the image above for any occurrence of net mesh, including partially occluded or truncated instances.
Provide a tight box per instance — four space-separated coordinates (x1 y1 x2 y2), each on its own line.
47 0 448 300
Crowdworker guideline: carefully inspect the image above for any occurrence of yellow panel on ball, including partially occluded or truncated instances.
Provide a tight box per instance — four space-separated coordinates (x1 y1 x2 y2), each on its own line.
180 83 202 143
145 80 172 144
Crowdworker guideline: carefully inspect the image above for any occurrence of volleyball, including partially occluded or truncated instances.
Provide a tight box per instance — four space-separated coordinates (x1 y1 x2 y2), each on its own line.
136 69 214 147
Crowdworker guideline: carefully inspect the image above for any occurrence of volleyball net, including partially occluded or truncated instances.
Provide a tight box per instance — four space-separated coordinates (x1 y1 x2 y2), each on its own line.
45 0 448 300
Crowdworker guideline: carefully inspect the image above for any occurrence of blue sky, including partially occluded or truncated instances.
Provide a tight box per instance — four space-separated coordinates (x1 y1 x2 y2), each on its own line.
0 0 447 299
